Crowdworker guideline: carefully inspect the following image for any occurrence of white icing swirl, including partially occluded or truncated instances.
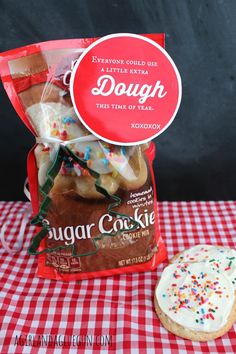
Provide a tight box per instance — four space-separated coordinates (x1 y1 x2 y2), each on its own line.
172 245 236 289
156 262 234 332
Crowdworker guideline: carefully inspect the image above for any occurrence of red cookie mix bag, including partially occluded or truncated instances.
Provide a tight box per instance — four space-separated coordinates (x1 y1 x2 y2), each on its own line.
0 34 167 281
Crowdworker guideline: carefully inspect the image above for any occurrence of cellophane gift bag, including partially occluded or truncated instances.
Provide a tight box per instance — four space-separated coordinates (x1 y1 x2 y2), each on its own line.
0 34 167 280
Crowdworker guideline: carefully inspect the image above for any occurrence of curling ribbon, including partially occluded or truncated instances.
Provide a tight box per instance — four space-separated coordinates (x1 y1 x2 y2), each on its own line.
27 136 140 257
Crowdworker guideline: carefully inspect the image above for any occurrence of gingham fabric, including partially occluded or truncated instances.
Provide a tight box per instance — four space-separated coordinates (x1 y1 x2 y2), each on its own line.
0 201 236 354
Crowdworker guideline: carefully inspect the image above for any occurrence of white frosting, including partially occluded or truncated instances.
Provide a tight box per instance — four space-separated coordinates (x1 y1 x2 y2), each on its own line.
172 245 236 289
38 161 51 186
156 262 234 332
74 141 112 174
27 102 85 139
99 143 138 181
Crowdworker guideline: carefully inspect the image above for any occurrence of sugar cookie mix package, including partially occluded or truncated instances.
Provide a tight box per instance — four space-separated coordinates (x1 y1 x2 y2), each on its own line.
0 34 167 280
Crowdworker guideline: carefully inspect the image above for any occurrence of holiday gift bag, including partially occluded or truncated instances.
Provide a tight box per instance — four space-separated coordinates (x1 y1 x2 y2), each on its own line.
0 34 167 280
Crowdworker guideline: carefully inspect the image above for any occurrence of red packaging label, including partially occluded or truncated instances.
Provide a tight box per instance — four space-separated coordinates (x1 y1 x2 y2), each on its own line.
71 33 182 145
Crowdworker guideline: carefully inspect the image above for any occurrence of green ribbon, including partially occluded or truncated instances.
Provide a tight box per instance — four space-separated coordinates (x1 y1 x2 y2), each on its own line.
28 145 140 257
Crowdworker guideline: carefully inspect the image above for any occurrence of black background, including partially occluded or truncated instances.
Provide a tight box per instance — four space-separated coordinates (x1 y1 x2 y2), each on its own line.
0 0 235 201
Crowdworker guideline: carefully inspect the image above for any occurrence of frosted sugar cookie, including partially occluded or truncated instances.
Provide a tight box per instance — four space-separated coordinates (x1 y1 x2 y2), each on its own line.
154 262 236 341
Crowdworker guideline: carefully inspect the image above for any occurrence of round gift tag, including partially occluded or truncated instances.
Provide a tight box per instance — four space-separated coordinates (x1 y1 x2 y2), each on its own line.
70 33 182 145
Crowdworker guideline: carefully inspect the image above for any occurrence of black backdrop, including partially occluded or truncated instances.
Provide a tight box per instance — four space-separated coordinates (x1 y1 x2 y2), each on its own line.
0 0 235 201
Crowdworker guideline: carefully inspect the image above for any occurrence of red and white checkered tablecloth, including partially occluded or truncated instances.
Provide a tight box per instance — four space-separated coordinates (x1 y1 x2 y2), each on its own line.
0 201 236 354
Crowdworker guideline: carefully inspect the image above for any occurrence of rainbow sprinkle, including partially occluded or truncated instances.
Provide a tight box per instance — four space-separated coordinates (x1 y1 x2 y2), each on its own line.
167 264 227 325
